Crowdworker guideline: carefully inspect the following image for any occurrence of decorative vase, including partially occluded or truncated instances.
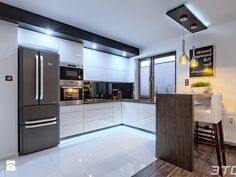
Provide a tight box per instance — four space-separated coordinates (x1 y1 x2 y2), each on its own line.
191 86 210 94
153 96 156 103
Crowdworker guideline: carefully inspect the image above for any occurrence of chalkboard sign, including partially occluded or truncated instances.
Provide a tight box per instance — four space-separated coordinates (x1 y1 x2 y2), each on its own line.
189 45 214 77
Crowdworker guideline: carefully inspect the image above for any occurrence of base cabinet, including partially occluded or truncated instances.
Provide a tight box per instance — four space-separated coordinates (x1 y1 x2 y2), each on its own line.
60 105 84 138
84 103 113 132
137 104 155 132
122 102 138 126
60 102 155 138
113 102 122 125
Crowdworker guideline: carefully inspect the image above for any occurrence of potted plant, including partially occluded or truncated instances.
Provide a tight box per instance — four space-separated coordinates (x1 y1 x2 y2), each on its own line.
191 81 210 94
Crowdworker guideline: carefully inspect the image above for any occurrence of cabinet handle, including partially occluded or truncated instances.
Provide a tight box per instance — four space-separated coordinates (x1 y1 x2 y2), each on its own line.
25 121 57 129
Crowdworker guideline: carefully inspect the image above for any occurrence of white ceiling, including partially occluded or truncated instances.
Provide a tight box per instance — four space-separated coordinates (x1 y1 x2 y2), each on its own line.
1 0 236 49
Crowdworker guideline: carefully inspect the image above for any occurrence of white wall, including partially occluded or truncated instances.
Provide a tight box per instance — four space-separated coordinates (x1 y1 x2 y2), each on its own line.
83 48 130 82
133 20 236 113
0 20 18 159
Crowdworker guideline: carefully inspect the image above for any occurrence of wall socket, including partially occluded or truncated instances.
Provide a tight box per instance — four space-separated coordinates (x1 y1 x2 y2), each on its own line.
185 79 189 86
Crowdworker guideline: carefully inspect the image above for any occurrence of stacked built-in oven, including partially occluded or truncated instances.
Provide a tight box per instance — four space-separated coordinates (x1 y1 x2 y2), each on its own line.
60 63 84 105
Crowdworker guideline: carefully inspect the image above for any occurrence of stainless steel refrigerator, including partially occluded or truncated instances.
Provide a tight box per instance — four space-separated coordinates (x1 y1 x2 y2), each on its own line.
18 47 60 155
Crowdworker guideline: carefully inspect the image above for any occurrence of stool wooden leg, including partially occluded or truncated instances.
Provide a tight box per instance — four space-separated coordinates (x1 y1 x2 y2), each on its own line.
213 123 223 176
219 121 226 166
195 122 199 140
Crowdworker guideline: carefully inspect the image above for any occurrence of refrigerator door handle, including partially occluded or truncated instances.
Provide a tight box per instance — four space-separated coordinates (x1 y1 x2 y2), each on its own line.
25 117 57 125
25 121 57 129
35 55 39 100
40 55 44 100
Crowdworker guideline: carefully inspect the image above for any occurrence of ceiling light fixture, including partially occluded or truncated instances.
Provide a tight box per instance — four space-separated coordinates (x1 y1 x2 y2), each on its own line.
179 15 189 64
122 51 127 57
45 29 53 35
92 43 97 49
190 24 199 68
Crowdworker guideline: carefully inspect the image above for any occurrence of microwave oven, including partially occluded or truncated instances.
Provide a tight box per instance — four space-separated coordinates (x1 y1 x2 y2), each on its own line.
60 63 83 81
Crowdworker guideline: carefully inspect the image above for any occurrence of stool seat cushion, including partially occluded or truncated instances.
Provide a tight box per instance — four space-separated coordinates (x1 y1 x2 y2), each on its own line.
194 105 211 123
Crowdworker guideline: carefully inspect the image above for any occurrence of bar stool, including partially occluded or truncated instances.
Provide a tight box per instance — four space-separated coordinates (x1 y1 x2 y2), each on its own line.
194 93 226 176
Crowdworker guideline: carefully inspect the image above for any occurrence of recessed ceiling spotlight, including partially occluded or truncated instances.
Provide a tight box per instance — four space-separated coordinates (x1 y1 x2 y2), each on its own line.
92 43 97 49
122 51 127 57
45 29 53 35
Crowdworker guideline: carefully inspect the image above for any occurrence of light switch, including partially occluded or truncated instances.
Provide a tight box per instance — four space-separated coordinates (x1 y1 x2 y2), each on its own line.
5 75 13 81
185 79 189 86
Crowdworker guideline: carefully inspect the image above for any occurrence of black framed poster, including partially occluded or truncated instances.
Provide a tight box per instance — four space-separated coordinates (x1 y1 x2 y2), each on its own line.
189 45 214 77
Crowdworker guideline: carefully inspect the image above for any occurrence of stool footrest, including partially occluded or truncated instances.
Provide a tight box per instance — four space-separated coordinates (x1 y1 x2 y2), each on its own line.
196 125 213 131
194 134 215 141
194 130 215 136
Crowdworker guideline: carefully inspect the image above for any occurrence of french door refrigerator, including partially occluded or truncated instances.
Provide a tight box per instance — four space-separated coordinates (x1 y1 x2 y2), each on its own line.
18 47 60 155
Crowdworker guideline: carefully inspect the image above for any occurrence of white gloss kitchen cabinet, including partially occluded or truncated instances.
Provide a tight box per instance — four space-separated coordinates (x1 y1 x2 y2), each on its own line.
59 102 155 139
83 48 129 82
84 103 113 132
60 105 84 138
122 102 138 127
18 28 84 65
137 104 155 132
122 102 155 132
112 102 122 125
58 39 83 65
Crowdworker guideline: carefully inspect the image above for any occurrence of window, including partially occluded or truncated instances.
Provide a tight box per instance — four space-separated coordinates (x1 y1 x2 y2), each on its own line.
139 52 176 98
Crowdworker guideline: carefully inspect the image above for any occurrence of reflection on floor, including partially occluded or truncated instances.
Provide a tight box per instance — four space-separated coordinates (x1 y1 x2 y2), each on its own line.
0 126 156 177
133 144 236 177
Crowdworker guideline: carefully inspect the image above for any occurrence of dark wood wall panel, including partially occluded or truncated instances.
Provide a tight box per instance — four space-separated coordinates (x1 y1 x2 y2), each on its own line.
156 94 194 172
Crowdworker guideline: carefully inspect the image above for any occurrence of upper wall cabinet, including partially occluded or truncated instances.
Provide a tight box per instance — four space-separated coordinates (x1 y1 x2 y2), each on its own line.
18 28 59 51
83 48 129 82
58 39 83 65
18 28 84 65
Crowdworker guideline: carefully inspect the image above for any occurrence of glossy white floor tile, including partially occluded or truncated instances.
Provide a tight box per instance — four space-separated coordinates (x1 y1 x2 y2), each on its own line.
0 126 156 177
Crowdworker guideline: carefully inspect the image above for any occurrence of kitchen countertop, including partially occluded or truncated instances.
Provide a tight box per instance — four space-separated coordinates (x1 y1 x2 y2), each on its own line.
61 99 155 106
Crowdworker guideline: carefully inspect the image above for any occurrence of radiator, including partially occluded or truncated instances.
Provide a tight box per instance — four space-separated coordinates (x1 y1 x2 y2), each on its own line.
222 112 236 145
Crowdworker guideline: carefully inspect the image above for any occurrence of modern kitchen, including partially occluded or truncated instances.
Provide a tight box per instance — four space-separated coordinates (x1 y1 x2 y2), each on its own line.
0 0 236 177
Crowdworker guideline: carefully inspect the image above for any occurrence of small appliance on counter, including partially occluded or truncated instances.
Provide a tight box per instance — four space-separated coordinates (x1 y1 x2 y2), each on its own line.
18 47 60 155
60 63 84 106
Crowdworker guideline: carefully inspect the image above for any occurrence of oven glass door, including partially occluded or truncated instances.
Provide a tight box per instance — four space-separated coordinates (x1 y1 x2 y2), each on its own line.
60 66 83 80
60 87 83 101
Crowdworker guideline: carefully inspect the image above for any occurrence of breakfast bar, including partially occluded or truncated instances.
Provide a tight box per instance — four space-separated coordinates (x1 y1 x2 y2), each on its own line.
155 93 213 172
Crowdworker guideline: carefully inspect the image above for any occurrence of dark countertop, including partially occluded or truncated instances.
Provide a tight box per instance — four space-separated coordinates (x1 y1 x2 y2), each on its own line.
61 99 155 106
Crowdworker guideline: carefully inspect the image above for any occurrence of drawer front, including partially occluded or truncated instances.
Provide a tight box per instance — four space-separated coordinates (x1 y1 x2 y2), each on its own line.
84 118 112 132
84 103 112 111
122 102 138 124
60 123 83 138
60 112 84 126
137 104 155 121
84 108 112 122
19 121 59 155
137 118 156 132
113 102 122 125
60 105 84 113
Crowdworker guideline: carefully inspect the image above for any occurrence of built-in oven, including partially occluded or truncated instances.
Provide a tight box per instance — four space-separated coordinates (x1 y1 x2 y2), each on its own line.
60 80 83 105
60 63 84 105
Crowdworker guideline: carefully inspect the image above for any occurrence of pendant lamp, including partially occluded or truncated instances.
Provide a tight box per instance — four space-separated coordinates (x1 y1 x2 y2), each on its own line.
190 24 199 68
179 15 189 64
